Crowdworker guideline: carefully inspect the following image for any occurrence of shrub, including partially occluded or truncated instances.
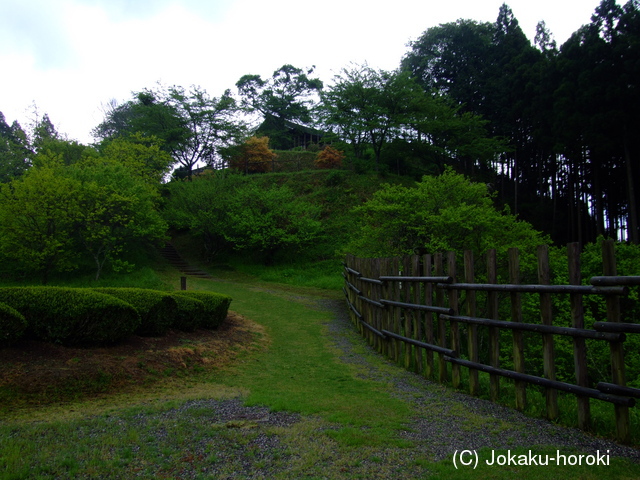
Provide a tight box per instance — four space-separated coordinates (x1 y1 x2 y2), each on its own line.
173 291 232 329
315 145 345 169
94 288 178 336
0 301 27 344
169 294 206 332
0 287 140 346
229 136 276 173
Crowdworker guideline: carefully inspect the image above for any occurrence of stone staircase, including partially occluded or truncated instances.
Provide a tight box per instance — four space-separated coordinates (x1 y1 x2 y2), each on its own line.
159 243 214 279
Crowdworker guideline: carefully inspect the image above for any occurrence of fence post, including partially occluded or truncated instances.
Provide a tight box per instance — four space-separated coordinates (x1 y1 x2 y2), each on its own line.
392 257 401 364
373 257 383 353
602 239 630 443
448 252 461 388
509 247 527 411
487 249 500 401
568 242 590 430
465 250 479 396
412 255 423 374
423 254 435 379
180 276 187 291
403 256 413 370
538 245 558 420
381 257 391 358
435 252 447 383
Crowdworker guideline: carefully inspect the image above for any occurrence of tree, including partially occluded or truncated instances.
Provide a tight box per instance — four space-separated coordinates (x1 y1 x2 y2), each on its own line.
236 64 323 149
94 85 246 177
99 134 174 183
346 168 548 259
0 112 31 182
93 90 190 154
0 162 80 283
166 85 246 175
68 161 167 280
224 181 322 263
320 64 504 176
319 66 428 169
163 174 323 263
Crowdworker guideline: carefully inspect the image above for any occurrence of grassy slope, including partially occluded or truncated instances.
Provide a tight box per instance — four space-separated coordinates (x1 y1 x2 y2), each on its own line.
171 169 416 290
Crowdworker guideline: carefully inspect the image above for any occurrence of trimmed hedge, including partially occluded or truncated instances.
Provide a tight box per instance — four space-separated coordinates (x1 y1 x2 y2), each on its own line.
94 288 178 337
169 294 206 332
173 291 232 329
0 301 27 344
0 287 141 346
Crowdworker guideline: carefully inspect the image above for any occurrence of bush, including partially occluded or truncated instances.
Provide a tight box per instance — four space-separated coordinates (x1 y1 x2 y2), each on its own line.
169 294 206 332
0 301 27 344
0 287 141 346
315 145 345 169
94 288 178 336
173 291 231 329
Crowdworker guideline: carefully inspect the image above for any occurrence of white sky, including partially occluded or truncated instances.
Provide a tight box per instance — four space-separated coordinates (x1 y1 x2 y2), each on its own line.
0 0 619 144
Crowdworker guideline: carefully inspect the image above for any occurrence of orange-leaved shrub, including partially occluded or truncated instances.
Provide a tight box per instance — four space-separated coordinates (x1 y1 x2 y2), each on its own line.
229 136 276 173
314 145 344 169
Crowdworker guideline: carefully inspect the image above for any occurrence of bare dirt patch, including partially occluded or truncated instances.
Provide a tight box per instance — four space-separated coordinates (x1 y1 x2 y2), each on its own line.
0 311 266 410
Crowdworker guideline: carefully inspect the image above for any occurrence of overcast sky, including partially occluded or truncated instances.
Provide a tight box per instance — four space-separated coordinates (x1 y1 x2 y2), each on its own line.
0 0 618 144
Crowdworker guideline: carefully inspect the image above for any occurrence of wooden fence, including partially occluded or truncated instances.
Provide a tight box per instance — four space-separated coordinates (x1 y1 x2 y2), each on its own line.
343 240 640 443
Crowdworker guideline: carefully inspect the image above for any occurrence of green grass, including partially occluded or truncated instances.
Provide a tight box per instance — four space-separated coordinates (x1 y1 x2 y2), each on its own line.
1 264 639 478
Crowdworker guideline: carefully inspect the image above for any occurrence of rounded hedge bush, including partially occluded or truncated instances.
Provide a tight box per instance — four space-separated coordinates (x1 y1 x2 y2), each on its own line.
94 288 178 337
173 291 232 329
0 287 141 346
169 294 206 332
0 301 27 344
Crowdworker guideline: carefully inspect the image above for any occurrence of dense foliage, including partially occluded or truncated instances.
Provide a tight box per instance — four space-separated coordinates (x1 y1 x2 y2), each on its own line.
0 301 27 344
93 288 178 336
163 173 322 264
347 168 549 260
172 291 232 329
0 287 141 346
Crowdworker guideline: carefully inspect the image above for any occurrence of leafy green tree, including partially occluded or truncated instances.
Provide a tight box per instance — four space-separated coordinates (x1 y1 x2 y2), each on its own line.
346 168 549 259
94 86 246 177
0 112 31 182
224 182 322 263
319 66 429 169
99 134 174 183
67 161 167 280
166 85 246 175
93 90 190 154
162 173 237 260
0 161 80 283
236 64 323 149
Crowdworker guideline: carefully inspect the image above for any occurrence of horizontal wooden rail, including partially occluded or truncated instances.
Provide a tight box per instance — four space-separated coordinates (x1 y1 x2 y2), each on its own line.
360 319 386 338
358 295 384 308
359 277 385 285
440 314 624 342
593 321 640 334
597 382 640 399
443 356 635 407
438 282 628 295
378 275 453 283
591 276 640 286
380 299 453 315
382 330 456 356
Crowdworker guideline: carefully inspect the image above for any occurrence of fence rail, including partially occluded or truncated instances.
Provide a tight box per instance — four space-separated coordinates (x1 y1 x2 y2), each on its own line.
343 240 640 443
